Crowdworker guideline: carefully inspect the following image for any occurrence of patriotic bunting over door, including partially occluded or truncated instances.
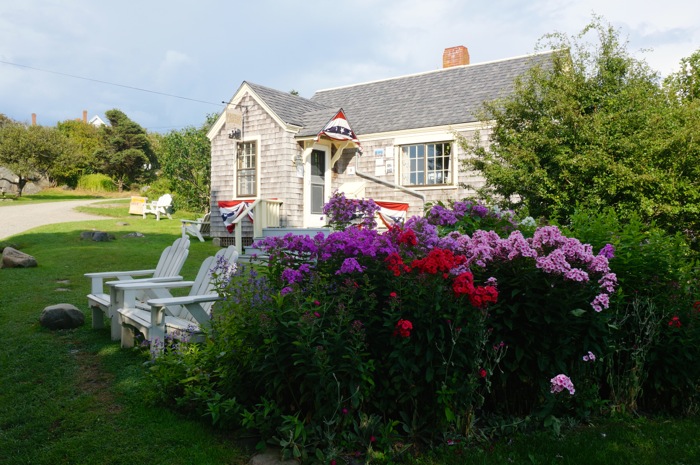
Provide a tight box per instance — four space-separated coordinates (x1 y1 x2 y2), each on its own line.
315 109 363 154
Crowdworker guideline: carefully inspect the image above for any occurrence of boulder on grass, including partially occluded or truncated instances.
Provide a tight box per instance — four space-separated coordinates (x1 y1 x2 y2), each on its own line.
40 304 85 330
1 247 37 268
80 231 115 242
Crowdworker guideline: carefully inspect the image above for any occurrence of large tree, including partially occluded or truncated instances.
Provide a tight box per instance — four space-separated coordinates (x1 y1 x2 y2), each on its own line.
95 109 154 191
463 17 700 237
0 122 68 195
53 119 103 187
156 116 214 212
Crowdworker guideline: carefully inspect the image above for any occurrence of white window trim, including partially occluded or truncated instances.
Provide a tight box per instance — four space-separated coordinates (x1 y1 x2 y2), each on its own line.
233 135 261 199
398 137 457 189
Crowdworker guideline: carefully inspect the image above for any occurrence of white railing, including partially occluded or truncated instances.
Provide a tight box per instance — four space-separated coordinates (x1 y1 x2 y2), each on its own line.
231 198 283 256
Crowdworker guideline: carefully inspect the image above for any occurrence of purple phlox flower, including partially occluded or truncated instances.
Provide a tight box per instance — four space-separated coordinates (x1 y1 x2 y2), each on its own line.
280 286 293 296
550 374 575 395
335 257 366 275
281 267 305 285
405 216 439 251
598 243 615 260
471 204 490 218
582 351 596 362
426 204 459 226
486 276 498 287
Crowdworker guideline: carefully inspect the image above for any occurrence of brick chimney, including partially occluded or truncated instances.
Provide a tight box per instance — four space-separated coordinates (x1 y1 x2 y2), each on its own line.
83 110 88 123
31 113 37 125
442 46 470 68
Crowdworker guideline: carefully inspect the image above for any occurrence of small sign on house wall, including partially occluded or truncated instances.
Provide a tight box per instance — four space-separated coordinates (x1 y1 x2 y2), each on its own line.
375 158 385 176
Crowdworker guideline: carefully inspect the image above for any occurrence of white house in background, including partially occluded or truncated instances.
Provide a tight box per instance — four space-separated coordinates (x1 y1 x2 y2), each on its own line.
206 46 555 252
88 115 107 127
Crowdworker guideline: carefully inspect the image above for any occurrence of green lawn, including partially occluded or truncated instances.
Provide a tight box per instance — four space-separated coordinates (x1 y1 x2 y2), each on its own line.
1 191 698 464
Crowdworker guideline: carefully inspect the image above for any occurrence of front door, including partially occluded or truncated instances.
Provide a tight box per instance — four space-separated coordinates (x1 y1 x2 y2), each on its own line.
304 147 330 227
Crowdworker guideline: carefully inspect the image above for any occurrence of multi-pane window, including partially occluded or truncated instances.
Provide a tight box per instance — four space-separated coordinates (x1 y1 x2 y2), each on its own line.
237 141 257 197
400 142 452 186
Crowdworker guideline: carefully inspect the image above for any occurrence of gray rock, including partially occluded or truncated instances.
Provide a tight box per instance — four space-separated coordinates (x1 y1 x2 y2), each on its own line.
1 247 37 268
80 231 115 242
92 232 112 242
40 304 85 330
123 232 144 238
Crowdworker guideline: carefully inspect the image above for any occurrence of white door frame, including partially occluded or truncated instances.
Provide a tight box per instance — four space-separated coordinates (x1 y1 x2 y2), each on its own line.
302 144 331 228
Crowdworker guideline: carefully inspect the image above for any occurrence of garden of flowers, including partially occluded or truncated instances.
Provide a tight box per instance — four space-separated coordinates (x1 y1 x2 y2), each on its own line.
147 192 699 463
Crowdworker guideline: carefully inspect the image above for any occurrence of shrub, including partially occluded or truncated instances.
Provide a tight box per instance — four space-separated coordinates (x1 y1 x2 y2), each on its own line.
76 173 116 192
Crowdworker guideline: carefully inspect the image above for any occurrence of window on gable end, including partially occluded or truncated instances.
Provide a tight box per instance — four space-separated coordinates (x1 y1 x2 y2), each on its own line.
237 141 257 197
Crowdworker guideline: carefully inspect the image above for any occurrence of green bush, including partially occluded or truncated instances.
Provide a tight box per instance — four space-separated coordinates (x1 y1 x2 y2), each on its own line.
559 207 700 413
77 173 116 192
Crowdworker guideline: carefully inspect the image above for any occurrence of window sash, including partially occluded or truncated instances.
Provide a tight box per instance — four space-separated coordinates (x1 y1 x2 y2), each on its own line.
237 142 257 197
401 142 452 187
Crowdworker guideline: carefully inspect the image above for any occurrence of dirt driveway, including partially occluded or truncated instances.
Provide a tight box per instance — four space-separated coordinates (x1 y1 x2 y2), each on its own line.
0 199 108 240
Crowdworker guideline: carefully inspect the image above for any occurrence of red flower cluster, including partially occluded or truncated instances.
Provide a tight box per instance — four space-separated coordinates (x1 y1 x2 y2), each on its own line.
668 315 682 328
693 301 700 312
393 319 413 338
452 271 498 308
411 248 467 275
452 271 475 296
397 229 417 246
385 253 410 277
469 286 499 308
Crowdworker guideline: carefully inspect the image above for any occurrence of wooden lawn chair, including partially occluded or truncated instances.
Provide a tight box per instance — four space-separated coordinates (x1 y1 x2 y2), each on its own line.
85 237 190 340
116 246 238 352
142 194 173 220
180 212 211 242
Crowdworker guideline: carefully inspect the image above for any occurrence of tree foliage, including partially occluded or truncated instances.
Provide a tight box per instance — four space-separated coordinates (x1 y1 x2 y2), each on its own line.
157 120 212 212
463 17 700 242
94 109 154 191
53 119 103 186
0 122 69 195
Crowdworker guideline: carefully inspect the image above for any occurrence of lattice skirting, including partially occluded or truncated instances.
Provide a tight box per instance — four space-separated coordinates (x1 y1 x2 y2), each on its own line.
215 236 254 247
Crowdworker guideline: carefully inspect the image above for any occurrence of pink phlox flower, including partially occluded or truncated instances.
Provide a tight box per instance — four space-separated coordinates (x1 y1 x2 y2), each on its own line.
591 293 610 312
531 225 566 250
550 374 575 395
582 351 596 362
535 249 572 274
598 273 617 293
564 268 589 282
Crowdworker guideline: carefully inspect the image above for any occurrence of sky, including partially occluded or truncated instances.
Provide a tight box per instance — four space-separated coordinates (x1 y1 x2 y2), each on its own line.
1 0 698 133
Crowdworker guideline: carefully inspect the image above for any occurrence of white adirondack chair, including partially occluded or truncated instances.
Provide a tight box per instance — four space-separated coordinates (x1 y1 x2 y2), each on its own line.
142 194 173 220
116 246 238 352
85 237 190 340
180 212 211 242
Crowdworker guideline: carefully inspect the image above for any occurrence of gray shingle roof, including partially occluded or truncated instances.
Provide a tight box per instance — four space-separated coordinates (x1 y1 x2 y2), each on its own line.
248 51 556 138
245 81 327 127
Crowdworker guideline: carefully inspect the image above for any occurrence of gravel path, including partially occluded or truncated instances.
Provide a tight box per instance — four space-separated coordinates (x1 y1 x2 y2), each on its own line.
0 199 110 240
